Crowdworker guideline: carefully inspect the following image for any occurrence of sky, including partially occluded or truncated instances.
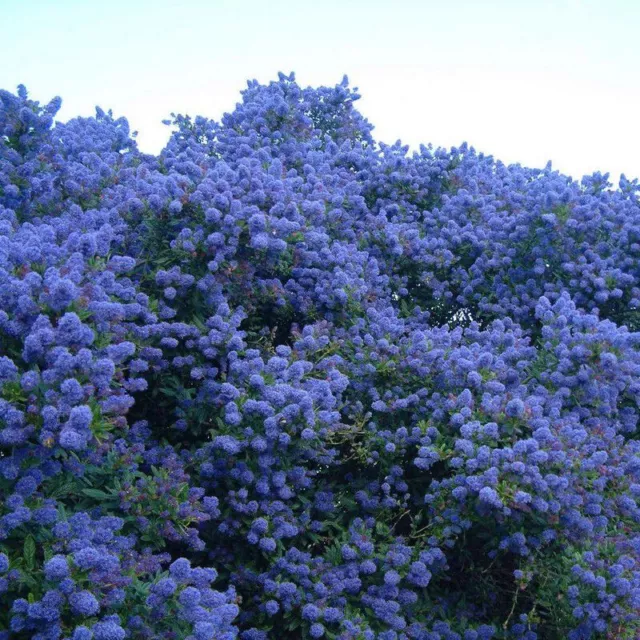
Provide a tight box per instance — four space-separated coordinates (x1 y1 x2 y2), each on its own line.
2 0 639 182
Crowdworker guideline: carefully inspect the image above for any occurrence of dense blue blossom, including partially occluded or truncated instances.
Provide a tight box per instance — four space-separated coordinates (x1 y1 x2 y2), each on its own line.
0 75 638 640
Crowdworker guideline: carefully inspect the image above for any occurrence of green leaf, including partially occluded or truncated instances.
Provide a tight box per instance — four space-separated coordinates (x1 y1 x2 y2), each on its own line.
51 481 76 498
24 535 36 570
82 488 110 500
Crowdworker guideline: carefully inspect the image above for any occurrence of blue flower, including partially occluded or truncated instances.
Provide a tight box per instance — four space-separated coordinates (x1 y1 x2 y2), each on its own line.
265 600 279 616
178 586 201 608
153 577 177 598
69 590 100 616
259 537 276 553
44 555 69 581
169 558 191 581
505 399 525 418
92 618 126 640
302 604 321 621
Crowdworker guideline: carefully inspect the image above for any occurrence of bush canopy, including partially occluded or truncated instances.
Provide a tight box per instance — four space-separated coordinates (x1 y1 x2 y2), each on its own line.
0 73 639 640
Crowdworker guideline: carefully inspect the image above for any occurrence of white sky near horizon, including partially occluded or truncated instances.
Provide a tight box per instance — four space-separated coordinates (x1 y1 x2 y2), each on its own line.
1 0 640 182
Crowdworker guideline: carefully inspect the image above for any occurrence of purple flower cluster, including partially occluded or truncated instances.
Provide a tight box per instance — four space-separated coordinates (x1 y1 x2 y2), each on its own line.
0 74 639 639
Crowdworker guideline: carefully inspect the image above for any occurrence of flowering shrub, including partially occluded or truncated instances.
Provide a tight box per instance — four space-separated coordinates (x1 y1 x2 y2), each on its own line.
0 73 639 640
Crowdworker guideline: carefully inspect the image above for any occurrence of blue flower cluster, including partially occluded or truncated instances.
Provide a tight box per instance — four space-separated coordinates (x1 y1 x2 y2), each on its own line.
0 73 639 639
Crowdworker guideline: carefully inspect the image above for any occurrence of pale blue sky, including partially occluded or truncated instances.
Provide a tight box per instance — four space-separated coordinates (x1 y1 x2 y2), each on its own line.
2 0 639 181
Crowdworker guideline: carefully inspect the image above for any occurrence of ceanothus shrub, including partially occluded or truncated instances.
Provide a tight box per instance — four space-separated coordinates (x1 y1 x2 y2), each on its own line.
0 73 639 640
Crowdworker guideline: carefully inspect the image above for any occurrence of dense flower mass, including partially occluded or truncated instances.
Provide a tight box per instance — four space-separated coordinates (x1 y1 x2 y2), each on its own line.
0 73 639 640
